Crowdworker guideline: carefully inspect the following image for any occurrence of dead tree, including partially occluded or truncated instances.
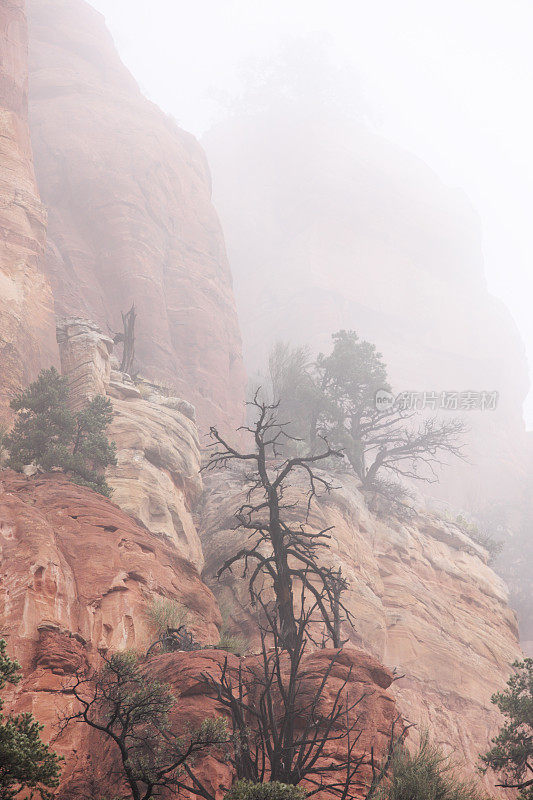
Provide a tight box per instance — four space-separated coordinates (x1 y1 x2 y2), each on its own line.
205 393 350 651
113 303 137 376
205 602 409 798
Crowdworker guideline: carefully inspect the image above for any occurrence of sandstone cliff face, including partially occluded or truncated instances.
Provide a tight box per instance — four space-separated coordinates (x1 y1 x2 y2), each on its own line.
199 467 522 792
0 471 221 797
0 0 57 422
0 472 220 668
27 0 245 432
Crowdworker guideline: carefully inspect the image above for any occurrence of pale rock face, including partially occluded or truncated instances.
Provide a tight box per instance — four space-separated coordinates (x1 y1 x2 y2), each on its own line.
199 468 522 793
56 317 113 409
56 316 206 568
0 0 58 422
107 396 204 570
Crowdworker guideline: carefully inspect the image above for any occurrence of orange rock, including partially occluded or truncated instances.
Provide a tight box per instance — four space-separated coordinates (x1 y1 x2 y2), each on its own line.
51 648 398 800
0 470 221 674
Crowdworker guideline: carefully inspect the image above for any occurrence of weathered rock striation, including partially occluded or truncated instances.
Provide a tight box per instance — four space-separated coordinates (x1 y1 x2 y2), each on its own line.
57 317 206 568
0 471 225 797
27 0 246 432
0 0 57 422
199 467 523 792
0 471 220 667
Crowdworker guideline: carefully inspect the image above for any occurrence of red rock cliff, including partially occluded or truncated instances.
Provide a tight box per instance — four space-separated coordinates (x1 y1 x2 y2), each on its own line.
26 0 245 432
0 0 57 422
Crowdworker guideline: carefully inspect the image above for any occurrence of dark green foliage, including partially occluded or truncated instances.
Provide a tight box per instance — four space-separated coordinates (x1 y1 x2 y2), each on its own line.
5 367 117 497
63 651 228 800
374 736 490 800
0 639 62 799
481 659 533 799
225 780 307 800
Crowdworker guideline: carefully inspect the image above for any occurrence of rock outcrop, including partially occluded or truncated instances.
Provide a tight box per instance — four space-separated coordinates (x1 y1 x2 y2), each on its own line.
27 0 246 432
56 317 206 569
0 0 57 422
199 467 523 792
0 471 220 668
6 641 398 800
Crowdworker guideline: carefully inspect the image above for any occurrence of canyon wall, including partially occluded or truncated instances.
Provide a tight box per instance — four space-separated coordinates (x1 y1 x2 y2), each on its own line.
26 0 245 432
204 102 532 645
199 467 522 794
0 0 57 422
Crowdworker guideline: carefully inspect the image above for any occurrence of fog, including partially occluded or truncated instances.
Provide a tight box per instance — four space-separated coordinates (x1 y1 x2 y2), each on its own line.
89 0 533 426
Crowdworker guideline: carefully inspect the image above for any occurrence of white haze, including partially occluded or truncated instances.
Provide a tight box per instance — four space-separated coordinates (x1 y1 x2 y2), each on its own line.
89 0 533 427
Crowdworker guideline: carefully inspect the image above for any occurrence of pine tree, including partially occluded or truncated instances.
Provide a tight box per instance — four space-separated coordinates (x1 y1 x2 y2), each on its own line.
0 639 62 799
6 367 117 497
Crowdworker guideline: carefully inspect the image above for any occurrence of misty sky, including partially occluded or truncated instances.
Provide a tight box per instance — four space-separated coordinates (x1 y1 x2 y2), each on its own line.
88 0 533 427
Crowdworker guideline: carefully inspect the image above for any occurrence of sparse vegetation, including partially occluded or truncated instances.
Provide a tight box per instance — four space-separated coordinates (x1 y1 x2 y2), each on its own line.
258 332 466 511
216 625 248 656
5 367 117 497
225 781 307 800
204 397 406 797
452 515 503 560
145 597 189 638
374 736 491 800
0 639 62 799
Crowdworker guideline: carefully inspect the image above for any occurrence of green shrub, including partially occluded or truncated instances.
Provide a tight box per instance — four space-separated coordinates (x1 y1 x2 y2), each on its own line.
216 628 248 655
373 736 491 800
145 597 188 637
5 367 116 497
0 639 63 799
481 658 533 799
224 780 307 800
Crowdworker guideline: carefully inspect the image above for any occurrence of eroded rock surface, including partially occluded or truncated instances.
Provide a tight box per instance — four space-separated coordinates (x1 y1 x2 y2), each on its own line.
0 0 57 422
56 317 206 568
199 468 522 792
31 647 397 800
0 471 220 669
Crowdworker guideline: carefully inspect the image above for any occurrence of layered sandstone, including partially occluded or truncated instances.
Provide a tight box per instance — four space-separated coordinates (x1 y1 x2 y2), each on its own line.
0 471 220 670
0 0 57 422
27 0 245 432
199 467 522 792
56 317 206 568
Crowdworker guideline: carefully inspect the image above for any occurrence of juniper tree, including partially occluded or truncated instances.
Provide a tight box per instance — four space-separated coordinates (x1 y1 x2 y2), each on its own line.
0 639 62 799
60 651 228 800
481 659 533 798
5 367 117 497
266 332 466 504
